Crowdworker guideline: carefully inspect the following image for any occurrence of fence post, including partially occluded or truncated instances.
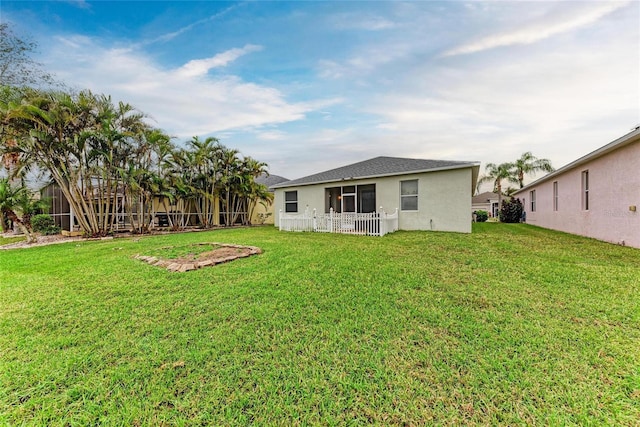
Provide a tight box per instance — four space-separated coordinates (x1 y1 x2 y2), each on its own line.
379 206 385 236
394 208 399 232
313 208 317 232
329 207 334 233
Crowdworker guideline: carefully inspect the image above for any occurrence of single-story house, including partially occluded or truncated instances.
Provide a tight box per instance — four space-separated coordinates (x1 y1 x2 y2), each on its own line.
252 173 289 225
472 191 500 218
272 156 480 234
514 128 640 248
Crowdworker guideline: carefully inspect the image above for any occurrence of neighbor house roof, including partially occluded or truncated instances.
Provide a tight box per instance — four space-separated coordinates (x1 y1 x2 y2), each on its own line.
472 192 500 205
272 156 480 189
514 127 640 195
255 173 289 191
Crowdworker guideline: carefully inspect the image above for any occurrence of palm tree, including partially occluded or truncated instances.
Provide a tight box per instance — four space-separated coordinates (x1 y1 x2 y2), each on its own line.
2 88 153 236
0 178 16 233
478 162 518 211
513 152 554 188
241 157 270 225
219 147 241 226
504 186 518 197
0 178 39 242
180 136 223 228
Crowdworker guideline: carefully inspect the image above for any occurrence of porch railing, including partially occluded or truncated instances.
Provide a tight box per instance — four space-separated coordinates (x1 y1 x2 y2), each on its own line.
279 207 399 237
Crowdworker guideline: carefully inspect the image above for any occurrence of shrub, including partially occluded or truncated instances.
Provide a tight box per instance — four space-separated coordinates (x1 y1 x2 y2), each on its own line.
31 214 61 235
475 210 488 222
499 198 523 223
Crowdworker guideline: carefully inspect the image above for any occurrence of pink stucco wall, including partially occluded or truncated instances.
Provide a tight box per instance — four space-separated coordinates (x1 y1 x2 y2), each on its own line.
519 137 639 248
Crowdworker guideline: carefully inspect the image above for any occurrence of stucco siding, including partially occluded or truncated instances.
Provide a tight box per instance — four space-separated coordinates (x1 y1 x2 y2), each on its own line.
274 167 473 233
521 138 639 248
250 200 275 225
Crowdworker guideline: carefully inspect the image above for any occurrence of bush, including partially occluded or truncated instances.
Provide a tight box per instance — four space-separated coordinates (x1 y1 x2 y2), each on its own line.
474 210 488 222
499 198 523 223
31 214 61 235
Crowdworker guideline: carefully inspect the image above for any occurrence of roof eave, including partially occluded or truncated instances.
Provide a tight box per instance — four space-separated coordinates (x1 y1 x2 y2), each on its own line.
272 162 481 189
514 128 640 195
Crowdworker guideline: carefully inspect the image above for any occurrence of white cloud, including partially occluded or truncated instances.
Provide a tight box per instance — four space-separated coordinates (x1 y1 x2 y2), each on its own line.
177 44 262 77
272 1 638 180
318 42 413 80
443 1 631 56
256 130 287 141
363 35 639 169
318 59 345 80
331 13 396 31
47 37 331 138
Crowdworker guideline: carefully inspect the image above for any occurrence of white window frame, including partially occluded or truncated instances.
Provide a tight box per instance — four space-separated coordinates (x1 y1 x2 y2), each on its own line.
530 190 536 212
582 170 589 211
553 181 558 211
284 190 298 213
400 180 418 211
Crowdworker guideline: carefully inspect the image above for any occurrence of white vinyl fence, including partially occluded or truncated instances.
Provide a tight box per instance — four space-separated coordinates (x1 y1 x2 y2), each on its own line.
279 207 399 237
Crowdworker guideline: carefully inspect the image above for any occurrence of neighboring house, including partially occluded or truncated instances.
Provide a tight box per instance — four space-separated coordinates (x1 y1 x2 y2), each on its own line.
472 191 500 218
272 156 480 234
514 128 640 248
252 173 289 225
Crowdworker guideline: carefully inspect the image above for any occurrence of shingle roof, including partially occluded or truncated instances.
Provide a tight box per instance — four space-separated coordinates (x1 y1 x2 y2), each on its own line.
255 173 289 191
272 156 480 188
472 192 500 204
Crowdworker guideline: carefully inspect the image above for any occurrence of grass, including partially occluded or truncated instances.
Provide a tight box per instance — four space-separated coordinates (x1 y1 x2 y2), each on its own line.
0 235 26 246
0 223 639 425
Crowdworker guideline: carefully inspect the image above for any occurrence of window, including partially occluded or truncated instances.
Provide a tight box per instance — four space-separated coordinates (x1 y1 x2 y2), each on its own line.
400 180 418 211
284 191 298 213
325 184 377 213
530 190 536 212
581 170 589 210
341 186 356 213
553 181 558 211
357 184 376 213
326 187 341 213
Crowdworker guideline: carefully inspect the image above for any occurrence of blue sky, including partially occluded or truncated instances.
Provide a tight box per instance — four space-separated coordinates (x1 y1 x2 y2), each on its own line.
2 1 639 186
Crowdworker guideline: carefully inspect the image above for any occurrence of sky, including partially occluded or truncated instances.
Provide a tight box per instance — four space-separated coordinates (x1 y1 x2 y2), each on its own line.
1 0 639 189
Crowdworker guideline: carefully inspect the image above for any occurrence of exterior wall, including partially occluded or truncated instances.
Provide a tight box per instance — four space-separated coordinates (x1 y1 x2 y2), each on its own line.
274 167 473 233
472 192 500 218
519 139 639 248
250 199 275 225
472 201 498 217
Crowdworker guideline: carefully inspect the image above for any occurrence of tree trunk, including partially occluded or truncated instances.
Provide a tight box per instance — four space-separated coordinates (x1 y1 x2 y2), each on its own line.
2 208 37 243
162 198 174 228
497 180 503 217
0 212 7 233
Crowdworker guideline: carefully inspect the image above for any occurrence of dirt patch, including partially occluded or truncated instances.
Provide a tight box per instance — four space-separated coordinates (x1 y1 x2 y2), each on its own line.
135 243 262 272
0 233 96 250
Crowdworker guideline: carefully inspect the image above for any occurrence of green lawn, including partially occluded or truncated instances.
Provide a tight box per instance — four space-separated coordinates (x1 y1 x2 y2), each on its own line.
0 235 25 246
1 224 639 425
